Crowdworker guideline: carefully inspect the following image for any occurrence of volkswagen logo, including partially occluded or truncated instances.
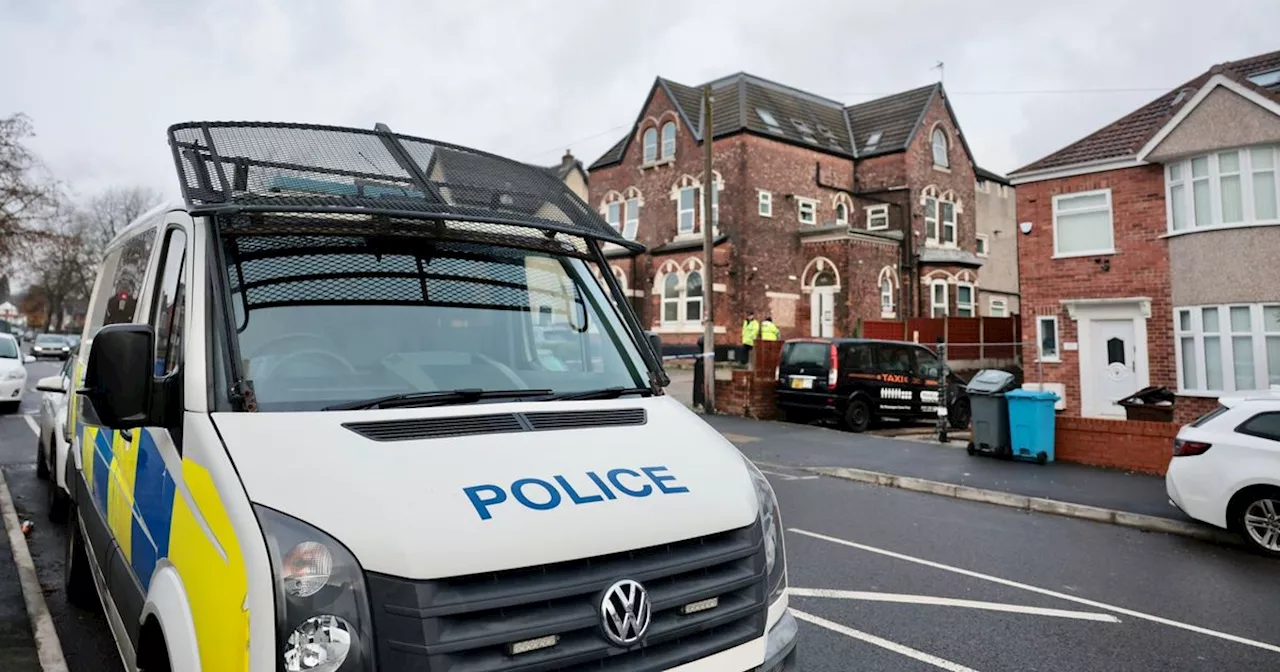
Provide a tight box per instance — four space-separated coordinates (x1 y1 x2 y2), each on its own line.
600 579 652 647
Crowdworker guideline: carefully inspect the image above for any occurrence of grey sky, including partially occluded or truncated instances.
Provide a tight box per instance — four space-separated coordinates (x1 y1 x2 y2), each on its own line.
2 0 1277 202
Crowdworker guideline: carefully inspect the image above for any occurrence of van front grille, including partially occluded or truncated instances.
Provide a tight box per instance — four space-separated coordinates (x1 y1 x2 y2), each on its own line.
344 408 647 442
365 522 766 671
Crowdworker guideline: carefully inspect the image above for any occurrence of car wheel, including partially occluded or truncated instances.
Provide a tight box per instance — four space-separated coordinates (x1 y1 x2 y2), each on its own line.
0 401 18 415
844 398 871 433
1235 492 1280 558
65 504 100 609
948 399 971 430
36 438 49 481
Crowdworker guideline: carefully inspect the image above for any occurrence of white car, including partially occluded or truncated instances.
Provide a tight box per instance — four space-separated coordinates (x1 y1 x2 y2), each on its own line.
35 354 75 522
0 334 29 413
1167 386 1280 557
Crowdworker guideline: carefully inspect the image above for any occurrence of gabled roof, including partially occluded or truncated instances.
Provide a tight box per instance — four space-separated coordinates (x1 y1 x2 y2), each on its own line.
975 166 1010 186
1011 49 1280 178
845 84 938 157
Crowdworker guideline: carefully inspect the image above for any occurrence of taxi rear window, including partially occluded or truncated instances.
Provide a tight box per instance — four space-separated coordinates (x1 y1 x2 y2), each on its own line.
782 342 829 367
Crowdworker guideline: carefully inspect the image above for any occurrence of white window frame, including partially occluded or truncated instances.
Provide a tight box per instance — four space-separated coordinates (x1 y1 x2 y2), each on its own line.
940 200 957 246
660 271 682 326
924 196 939 243
677 186 697 235
1175 303 1280 395
660 122 676 160
956 283 975 317
880 278 894 317
976 233 989 257
835 202 848 226
989 298 1007 317
623 197 640 241
642 127 658 164
929 279 948 318
866 204 889 231
931 128 949 168
605 201 622 232
683 266 704 323
758 190 772 217
1164 145 1280 235
1037 315 1060 363
1052 188 1115 258
797 197 818 226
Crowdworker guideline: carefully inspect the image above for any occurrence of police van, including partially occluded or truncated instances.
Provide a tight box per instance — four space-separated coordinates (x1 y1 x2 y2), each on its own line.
775 337 971 432
66 122 797 671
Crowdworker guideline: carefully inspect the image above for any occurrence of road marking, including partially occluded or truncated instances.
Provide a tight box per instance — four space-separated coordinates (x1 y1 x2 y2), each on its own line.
792 609 981 672
756 469 819 481
721 432 760 444
23 413 40 437
791 528 1280 654
788 588 1120 623
0 471 70 671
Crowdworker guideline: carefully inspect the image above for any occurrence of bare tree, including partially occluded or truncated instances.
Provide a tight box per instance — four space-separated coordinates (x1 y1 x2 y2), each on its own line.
81 186 164 260
0 114 57 265
23 198 95 331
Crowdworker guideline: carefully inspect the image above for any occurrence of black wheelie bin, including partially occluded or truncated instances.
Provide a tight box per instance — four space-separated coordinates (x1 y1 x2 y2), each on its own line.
965 369 1019 458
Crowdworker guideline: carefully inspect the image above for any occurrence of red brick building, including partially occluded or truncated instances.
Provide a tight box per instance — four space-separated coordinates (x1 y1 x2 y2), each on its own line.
587 73 1003 349
1010 50 1280 422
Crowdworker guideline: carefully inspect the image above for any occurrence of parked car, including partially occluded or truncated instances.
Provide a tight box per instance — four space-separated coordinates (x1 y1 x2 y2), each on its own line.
35 354 76 522
62 333 81 350
31 333 72 360
0 334 27 413
1166 387 1280 557
775 337 970 432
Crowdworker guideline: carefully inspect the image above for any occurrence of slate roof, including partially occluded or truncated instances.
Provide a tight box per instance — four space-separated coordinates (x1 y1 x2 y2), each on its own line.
590 74 942 170
975 166 1010 186
1012 50 1280 176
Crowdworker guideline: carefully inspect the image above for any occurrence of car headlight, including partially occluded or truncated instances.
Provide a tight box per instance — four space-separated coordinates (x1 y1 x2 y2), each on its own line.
4 369 23 381
743 457 787 604
255 505 374 672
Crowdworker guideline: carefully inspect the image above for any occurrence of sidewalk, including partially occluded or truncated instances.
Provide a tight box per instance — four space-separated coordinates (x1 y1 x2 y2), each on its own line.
0 508 40 672
705 414 1185 522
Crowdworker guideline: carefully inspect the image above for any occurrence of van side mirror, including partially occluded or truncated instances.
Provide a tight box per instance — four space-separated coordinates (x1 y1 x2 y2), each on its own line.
36 376 66 394
23 355 35 364
82 324 154 430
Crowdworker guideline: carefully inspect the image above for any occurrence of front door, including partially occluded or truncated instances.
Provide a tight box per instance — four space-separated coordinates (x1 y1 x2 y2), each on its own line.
810 289 835 338
1090 319 1138 417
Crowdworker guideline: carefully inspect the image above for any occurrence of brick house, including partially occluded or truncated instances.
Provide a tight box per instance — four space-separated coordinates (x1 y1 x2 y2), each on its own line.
1009 50 1280 422
587 73 1006 349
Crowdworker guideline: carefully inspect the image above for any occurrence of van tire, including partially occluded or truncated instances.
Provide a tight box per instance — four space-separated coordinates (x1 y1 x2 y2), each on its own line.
948 399 971 430
48 477 69 524
844 399 871 433
0 401 18 415
65 504 99 610
137 617 173 672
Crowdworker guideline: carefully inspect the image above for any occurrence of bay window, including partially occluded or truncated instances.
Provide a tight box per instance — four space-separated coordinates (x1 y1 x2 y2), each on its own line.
1176 303 1280 394
930 280 948 317
956 283 975 317
1165 145 1280 232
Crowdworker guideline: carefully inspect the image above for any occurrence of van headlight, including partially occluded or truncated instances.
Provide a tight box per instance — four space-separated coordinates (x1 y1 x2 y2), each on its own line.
4 369 23 380
744 458 788 604
255 505 374 672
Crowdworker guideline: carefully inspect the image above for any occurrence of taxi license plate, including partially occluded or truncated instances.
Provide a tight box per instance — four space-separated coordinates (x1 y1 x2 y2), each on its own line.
790 378 812 389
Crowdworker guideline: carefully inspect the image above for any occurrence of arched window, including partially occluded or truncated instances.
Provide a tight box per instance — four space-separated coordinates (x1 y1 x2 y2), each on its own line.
670 173 722 236
643 127 658 164
878 266 898 317
662 273 680 323
921 184 957 246
685 269 703 321
622 187 643 241
835 202 848 225
661 122 677 160
931 128 949 168
600 190 624 233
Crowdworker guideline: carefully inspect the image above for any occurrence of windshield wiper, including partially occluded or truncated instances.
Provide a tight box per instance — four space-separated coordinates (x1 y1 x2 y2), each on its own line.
544 386 654 402
323 388 554 411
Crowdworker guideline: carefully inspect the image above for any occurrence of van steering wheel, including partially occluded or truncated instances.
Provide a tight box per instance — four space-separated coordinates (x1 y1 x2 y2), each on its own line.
246 333 357 376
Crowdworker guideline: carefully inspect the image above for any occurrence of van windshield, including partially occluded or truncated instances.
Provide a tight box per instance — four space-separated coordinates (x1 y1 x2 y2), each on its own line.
219 234 650 411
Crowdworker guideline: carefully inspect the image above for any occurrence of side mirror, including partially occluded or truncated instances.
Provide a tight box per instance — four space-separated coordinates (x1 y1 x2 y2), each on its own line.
23 355 35 364
82 324 154 430
36 375 66 394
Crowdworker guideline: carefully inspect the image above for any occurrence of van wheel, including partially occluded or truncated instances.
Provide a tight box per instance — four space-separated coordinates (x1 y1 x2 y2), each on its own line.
844 399 871 433
948 399 971 430
65 504 99 610
48 478 68 524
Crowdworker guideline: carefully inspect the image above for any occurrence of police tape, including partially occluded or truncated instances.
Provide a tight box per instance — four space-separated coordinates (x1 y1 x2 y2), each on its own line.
660 352 716 361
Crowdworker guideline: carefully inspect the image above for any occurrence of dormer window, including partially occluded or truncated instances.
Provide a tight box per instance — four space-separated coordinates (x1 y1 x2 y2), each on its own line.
661 122 676 160
931 128 949 168
643 127 658 164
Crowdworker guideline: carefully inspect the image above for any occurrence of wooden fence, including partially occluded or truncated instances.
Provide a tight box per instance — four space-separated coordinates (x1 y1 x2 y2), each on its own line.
861 316 1022 360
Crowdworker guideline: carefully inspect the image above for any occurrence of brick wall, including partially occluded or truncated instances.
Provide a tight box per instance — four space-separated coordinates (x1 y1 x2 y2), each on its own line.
1055 416 1178 475
713 341 782 418
905 93 979 258
1016 165 1173 416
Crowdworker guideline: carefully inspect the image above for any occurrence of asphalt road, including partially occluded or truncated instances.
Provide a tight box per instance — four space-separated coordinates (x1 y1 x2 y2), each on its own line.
0 362 1278 671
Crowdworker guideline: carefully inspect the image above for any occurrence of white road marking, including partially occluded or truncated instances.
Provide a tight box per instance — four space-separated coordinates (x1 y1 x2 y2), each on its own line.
791 528 1280 654
23 413 40 437
792 609 981 672
788 587 1120 623
0 471 70 671
757 469 819 481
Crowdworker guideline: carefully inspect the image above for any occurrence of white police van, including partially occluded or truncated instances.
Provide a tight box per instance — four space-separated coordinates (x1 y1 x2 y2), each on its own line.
66 121 797 671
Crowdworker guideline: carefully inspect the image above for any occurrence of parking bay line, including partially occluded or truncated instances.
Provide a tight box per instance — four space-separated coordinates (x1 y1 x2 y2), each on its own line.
23 413 39 437
788 588 1120 623
791 527 1280 655
792 609 981 672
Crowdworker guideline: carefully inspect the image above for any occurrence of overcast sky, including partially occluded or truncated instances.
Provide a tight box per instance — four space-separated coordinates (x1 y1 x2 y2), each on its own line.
3 0 1278 203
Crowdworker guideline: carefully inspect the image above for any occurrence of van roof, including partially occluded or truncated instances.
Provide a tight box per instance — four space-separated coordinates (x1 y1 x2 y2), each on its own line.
165 121 639 253
105 201 181 251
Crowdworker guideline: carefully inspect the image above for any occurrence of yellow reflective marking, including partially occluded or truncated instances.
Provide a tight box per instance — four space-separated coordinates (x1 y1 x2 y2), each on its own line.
106 430 140 560
169 459 249 671
81 426 97 490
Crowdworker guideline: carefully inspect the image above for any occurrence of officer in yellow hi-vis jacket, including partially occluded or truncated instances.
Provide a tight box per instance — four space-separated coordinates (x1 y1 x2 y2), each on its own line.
741 311 760 364
759 316 780 342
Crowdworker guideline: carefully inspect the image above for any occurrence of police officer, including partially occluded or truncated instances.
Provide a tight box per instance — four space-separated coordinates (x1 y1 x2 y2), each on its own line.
741 311 760 364
759 315 780 342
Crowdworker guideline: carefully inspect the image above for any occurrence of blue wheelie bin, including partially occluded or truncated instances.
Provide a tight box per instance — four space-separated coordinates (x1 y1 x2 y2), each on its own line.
1005 389 1060 465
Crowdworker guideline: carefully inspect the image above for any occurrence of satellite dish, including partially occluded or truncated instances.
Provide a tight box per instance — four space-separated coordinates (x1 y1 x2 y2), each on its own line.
1019 221 1033 235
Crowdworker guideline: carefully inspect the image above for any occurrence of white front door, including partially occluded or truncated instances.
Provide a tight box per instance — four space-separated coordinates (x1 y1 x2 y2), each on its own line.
811 289 835 337
1089 319 1139 417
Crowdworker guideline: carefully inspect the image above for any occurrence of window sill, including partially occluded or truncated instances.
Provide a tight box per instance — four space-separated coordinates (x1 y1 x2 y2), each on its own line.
1051 249 1116 260
642 158 675 170
759 212 773 218
933 165 952 174
1038 356 1062 364
867 225 889 232
1161 219 1280 238
881 312 897 319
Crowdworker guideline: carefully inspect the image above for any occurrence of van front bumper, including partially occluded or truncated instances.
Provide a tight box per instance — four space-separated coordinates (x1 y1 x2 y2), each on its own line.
667 608 798 671
0 377 24 401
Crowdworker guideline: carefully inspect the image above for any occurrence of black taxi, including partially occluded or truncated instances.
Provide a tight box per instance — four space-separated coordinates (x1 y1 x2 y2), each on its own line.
774 338 970 432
